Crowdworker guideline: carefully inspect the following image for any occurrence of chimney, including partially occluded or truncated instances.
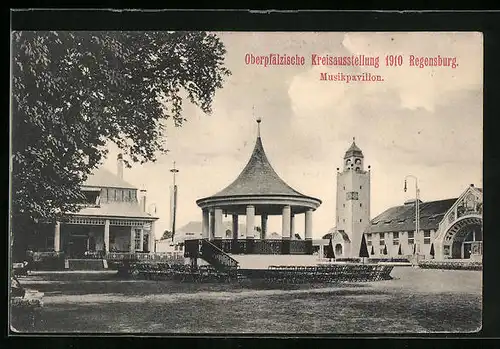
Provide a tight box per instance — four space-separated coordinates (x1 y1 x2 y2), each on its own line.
140 189 147 212
117 153 124 179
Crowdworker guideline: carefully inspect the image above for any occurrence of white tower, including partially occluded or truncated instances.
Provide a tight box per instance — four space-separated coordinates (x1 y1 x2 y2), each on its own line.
336 138 371 258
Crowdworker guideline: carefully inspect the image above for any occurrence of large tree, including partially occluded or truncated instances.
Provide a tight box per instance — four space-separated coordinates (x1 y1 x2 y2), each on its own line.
11 31 231 259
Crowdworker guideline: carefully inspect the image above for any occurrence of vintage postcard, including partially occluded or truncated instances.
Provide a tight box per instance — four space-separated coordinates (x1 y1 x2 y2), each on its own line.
10 31 483 334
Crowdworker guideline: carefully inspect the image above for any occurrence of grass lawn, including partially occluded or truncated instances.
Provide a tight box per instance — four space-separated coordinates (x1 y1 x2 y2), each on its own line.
12 267 482 334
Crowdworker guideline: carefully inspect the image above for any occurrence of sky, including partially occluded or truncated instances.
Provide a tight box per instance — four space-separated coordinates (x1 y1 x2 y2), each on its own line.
99 32 483 240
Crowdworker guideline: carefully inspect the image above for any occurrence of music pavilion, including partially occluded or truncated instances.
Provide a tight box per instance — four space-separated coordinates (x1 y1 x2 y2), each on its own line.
194 118 322 257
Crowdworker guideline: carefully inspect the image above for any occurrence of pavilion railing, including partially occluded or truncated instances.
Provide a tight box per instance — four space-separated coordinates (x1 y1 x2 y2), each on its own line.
196 239 311 255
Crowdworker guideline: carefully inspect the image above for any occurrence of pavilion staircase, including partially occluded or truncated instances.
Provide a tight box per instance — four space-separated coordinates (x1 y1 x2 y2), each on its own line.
198 239 240 278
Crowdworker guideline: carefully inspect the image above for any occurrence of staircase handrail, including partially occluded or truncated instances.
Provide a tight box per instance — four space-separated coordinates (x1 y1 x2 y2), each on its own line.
201 239 239 270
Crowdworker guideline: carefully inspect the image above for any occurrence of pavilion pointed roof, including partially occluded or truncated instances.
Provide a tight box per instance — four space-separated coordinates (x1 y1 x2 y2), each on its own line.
212 130 307 198
196 119 321 214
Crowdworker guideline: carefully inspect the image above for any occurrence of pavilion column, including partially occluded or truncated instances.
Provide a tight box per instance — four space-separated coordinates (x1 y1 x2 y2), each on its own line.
104 219 110 253
54 221 61 252
202 209 210 239
290 213 295 240
282 205 291 239
214 208 223 239
130 227 135 253
232 214 239 239
305 209 313 240
305 209 313 254
209 209 215 240
261 214 268 240
246 205 255 239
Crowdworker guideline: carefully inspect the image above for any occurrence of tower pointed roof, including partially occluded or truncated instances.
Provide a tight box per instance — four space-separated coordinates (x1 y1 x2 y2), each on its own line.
344 137 364 159
211 121 307 197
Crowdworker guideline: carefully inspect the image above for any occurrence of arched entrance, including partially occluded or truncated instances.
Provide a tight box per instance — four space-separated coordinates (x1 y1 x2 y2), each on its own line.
335 243 343 256
443 216 482 259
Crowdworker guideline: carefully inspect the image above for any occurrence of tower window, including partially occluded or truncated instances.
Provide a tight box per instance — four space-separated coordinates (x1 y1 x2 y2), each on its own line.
343 204 345 208
360 203 363 207
360 186 363 189
343 219 345 223
343 186 345 190
360 219 362 222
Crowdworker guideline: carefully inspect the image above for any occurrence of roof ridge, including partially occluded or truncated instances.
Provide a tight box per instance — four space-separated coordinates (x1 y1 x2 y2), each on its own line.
83 167 137 189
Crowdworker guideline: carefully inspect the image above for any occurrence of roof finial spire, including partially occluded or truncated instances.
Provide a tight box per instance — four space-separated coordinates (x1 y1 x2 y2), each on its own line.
353 136 356 143
254 105 262 138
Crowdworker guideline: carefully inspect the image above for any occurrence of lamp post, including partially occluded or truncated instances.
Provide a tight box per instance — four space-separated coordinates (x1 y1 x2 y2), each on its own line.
404 175 420 260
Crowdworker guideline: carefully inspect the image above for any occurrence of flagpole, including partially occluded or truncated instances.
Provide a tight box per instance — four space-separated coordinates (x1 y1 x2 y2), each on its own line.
170 162 179 243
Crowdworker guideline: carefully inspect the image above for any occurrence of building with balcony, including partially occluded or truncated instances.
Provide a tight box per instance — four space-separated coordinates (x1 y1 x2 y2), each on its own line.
30 154 158 259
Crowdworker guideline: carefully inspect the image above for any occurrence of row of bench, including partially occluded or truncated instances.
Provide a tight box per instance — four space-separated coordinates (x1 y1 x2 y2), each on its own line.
261 264 394 283
131 263 240 283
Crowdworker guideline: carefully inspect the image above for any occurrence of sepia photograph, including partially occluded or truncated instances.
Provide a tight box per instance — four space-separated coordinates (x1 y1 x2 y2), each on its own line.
10 30 483 334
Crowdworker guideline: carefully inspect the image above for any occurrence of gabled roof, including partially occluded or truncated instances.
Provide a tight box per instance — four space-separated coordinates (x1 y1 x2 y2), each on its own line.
83 167 137 190
369 198 457 234
209 133 310 198
344 140 364 159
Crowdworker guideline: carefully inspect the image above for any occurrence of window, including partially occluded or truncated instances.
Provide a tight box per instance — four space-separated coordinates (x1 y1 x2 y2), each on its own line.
407 231 414 245
360 203 363 207
360 185 363 189
134 229 142 250
424 231 431 238
393 231 399 245
424 238 431 245
81 191 100 206
355 159 361 164
343 219 345 223
355 167 360 171
380 248 385 254
343 204 345 208
366 234 372 246
379 234 385 246
360 219 362 222
443 245 450 255
367 233 372 239
367 240 372 246
343 186 345 190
